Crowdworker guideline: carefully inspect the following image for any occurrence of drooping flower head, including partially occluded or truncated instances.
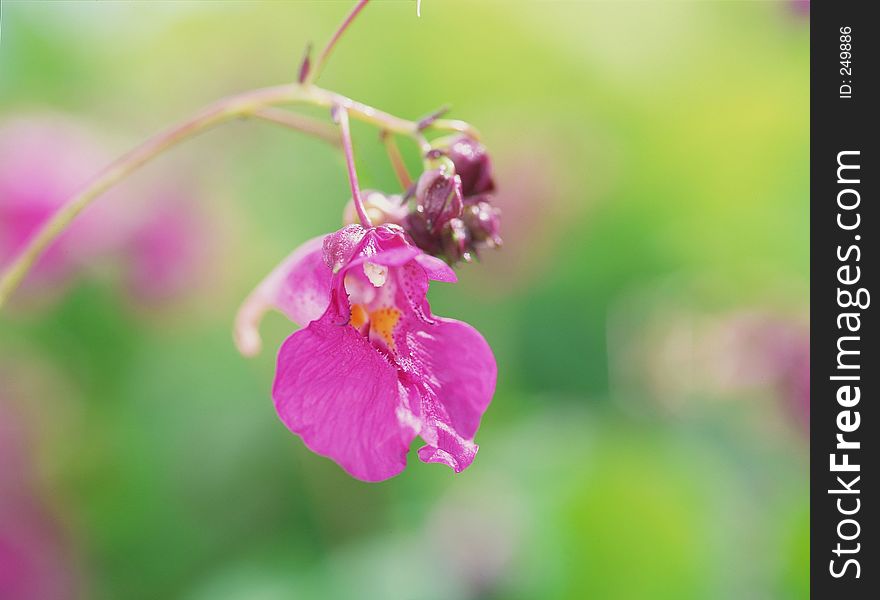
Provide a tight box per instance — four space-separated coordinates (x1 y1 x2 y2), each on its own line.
236 223 496 481
1 1 501 488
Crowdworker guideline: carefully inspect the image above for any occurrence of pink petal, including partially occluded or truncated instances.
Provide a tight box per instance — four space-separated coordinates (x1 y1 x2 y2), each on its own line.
417 427 478 473
345 245 422 272
357 256 495 475
234 236 330 356
385 269 494 475
272 308 417 482
415 254 458 282
418 318 497 439
275 241 333 326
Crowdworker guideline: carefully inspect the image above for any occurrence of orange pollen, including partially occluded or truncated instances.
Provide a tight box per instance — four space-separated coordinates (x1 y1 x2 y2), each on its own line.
370 306 401 351
349 304 369 330
349 303 401 351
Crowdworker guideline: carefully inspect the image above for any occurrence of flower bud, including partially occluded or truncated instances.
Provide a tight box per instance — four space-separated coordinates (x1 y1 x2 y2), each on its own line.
402 211 441 256
462 200 502 248
441 218 472 264
441 136 495 197
402 137 501 265
343 190 407 227
415 166 463 233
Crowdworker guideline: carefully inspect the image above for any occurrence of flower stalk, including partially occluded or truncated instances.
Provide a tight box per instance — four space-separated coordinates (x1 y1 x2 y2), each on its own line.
381 131 413 189
253 107 340 147
0 81 477 309
334 106 372 228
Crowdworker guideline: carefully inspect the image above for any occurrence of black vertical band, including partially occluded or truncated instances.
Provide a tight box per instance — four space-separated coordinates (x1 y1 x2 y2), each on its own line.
811 1 877 596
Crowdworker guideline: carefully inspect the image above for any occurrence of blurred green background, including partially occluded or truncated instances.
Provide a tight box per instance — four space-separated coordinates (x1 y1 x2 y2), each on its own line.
1 1 808 599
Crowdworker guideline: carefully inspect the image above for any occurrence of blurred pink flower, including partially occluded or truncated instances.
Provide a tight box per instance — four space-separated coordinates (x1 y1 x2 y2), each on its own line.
467 130 591 295
790 0 810 16
711 312 810 431
235 224 497 481
122 190 212 304
0 394 77 600
0 117 120 292
0 115 211 307
611 297 809 432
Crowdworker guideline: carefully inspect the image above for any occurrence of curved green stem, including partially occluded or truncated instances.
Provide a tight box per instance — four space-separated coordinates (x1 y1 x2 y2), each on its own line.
0 82 474 309
381 131 413 189
253 107 341 146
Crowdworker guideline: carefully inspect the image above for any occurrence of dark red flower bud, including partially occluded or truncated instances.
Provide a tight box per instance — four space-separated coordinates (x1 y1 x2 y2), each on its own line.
443 136 495 197
462 200 502 248
441 218 472 263
401 137 500 265
403 211 442 256
415 166 463 233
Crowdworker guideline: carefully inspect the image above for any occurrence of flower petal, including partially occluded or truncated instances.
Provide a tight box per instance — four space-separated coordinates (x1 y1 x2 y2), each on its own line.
406 318 495 474
345 245 422 272
418 318 497 439
355 254 496 475
272 306 417 482
417 428 478 473
415 254 458 282
234 236 330 357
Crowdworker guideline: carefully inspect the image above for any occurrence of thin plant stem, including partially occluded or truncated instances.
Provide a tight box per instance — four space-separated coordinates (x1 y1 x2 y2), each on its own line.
0 0 484 307
307 0 370 85
0 81 471 308
334 106 371 228
432 118 480 140
253 108 341 147
381 131 413 189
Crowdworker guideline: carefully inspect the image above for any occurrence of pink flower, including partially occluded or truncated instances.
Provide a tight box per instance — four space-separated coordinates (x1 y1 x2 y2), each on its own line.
0 115 212 307
0 117 122 293
235 224 496 482
122 191 213 304
1 390 78 600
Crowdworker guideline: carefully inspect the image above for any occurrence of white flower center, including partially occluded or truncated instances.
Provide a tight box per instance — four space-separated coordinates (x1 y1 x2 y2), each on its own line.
363 262 388 287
